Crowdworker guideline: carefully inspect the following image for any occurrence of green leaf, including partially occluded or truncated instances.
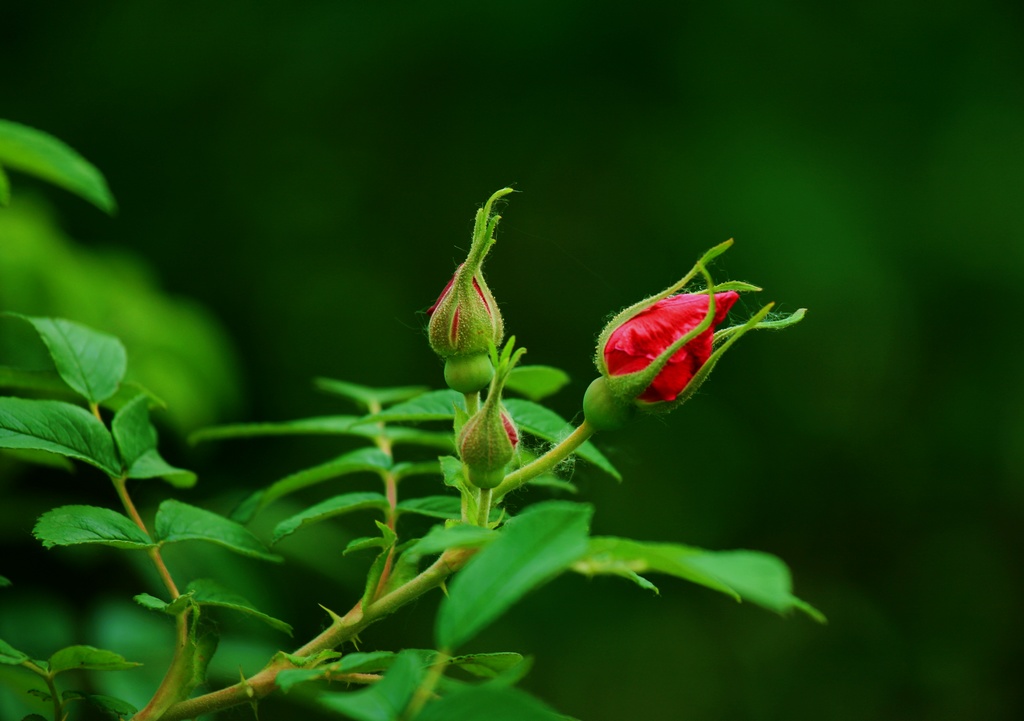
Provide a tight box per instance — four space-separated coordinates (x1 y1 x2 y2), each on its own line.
133 593 172 613
48 645 140 674
0 119 116 213
112 394 196 488
191 415 453 450
0 575 10 587
505 365 570 401
503 399 621 481
34 505 154 550
573 538 824 621
405 524 498 558
256 447 391 516
185 579 293 635
0 397 120 476
272 492 389 544
317 649 425 721
276 650 404 692
8 314 126 404
61 692 137 719
365 389 465 423
392 460 443 481
344 535 389 555
685 549 825 622
1 637 28 664
362 522 398 608
436 501 593 650
314 378 429 409
155 500 281 562
416 685 566 721
0 366 70 395
190 415 366 442
447 652 525 679
396 495 463 521
0 164 9 205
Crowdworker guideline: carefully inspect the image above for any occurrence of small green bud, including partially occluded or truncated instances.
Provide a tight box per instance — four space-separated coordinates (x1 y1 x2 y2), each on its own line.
459 406 518 489
444 353 495 393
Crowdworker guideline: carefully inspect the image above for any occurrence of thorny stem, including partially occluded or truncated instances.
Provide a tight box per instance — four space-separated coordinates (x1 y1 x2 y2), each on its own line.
493 420 597 499
157 548 475 721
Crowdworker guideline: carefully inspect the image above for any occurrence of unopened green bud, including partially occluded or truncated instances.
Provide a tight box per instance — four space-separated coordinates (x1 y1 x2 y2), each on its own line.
459 405 518 489
426 189 513 360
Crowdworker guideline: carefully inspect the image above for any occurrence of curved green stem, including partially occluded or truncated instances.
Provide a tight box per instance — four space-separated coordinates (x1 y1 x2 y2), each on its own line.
157 548 475 721
493 420 596 499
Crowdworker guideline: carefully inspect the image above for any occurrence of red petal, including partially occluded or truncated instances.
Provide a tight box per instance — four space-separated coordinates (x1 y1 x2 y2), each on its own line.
605 291 739 402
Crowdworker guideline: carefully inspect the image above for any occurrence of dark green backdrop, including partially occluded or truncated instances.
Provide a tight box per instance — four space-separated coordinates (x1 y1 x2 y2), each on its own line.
2 1 1022 719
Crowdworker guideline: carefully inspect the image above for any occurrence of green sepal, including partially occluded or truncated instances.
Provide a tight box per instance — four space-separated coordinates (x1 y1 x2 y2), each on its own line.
657 301 776 412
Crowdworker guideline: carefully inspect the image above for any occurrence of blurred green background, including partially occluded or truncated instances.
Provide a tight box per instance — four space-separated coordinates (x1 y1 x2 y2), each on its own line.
2 1 1022 719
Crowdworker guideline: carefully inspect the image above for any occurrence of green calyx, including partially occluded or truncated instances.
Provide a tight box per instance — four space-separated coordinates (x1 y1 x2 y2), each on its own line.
427 188 514 358
582 377 635 431
459 338 526 489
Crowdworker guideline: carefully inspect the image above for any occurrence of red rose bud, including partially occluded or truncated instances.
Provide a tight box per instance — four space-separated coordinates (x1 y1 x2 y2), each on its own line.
604 291 739 403
459 406 519 489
